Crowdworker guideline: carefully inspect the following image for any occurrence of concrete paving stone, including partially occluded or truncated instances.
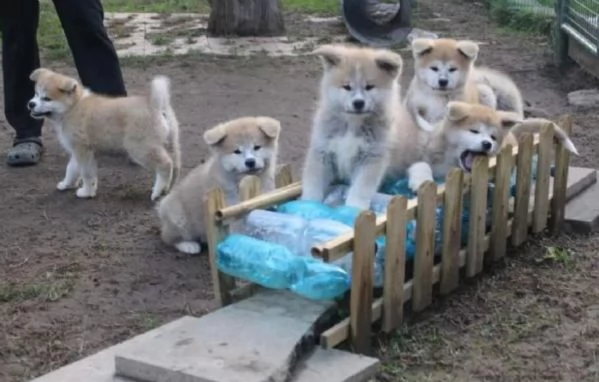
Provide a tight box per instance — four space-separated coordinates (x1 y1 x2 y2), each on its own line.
565 171 599 234
114 290 336 382
291 348 380 382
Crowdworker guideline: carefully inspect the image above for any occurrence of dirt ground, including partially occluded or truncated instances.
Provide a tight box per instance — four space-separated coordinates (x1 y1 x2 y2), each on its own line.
1 0 598 381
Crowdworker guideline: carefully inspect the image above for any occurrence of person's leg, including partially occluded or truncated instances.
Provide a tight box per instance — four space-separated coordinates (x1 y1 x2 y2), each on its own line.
1 0 45 166
53 0 127 97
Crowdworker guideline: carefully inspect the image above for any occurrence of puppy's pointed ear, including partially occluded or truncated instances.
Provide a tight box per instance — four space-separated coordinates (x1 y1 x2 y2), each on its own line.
312 44 344 69
59 78 78 95
203 124 228 146
256 117 281 139
29 68 51 82
497 111 523 130
375 50 403 79
446 101 471 122
411 38 435 58
456 40 479 61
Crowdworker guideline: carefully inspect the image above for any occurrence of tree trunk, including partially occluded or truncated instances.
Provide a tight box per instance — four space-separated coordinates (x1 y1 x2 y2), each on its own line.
208 0 286 37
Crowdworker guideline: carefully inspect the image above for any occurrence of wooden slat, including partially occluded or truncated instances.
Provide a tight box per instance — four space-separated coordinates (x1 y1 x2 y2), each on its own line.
382 196 407 332
350 211 376 355
216 182 302 221
204 188 236 307
512 134 534 246
466 156 489 277
440 169 463 295
550 115 573 234
413 181 436 312
533 123 554 233
490 145 514 261
239 175 262 201
275 164 294 188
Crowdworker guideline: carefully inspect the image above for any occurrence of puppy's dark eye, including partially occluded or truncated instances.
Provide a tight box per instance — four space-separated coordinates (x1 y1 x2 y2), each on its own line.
448 67 457 73
234 149 242 154
469 129 480 134
253 145 261 151
490 135 497 141
342 85 352 91
41 97 51 102
431 67 439 72
365 84 375 91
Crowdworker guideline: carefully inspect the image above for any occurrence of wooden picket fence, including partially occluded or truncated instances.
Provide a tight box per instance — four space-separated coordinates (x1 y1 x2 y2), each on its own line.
204 116 573 355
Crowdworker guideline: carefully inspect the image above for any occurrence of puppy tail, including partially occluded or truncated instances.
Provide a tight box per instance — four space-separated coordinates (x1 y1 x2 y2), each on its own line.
150 75 182 186
512 118 579 155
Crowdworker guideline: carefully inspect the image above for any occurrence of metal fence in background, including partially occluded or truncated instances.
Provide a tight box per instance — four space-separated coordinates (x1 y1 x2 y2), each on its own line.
558 0 599 56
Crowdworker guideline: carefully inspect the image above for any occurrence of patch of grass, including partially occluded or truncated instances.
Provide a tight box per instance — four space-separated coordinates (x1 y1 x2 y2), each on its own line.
0 279 75 303
139 312 162 330
102 0 210 13
489 0 554 35
536 245 576 267
282 0 339 15
38 2 71 62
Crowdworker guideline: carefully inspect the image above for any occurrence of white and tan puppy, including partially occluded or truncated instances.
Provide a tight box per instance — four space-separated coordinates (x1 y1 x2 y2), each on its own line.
405 38 524 133
157 116 280 254
301 44 403 210
405 101 578 192
28 68 181 201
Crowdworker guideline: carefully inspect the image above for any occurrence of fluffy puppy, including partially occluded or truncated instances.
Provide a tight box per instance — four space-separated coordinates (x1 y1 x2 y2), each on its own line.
28 68 181 201
157 116 280 254
405 101 578 192
404 38 524 132
300 44 403 210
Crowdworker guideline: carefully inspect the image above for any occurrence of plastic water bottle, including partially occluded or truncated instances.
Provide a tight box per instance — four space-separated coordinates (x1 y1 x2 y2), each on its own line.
333 252 385 287
277 200 337 220
216 234 307 289
241 209 308 255
290 258 351 300
301 219 353 254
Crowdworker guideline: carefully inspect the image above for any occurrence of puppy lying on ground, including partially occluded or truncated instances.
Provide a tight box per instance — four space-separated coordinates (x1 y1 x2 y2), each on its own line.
28 68 181 201
300 44 403 210
157 116 280 254
404 101 579 192
404 38 524 133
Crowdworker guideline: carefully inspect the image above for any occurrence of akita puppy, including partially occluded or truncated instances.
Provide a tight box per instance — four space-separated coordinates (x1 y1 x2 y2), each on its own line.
404 38 524 133
28 68 181 201
301 44 403 210
405 101 578 192
157 116 280 254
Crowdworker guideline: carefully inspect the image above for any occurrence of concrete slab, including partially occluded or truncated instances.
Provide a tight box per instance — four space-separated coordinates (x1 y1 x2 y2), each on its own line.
291 348 379 382
114 290 336 382
563 167 597 202
565 171 599 234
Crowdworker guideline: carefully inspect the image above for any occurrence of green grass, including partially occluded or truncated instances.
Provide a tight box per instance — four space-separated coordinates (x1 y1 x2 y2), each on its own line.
36 0 342 62
0 279 75 303
489 0 555 35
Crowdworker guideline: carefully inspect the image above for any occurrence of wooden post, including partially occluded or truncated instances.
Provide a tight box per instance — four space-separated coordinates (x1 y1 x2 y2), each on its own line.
440 169 463 295
550 115 573 234
466 156 489 277
413 181 436 312
533 123 554 233
490 146 514 261
205 189 236 307
512 134 534 246
350 211 376 355
382 196 407 333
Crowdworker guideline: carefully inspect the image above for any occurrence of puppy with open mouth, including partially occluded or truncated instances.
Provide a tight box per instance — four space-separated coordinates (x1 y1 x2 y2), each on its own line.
28 68 181 201
405 101 579 193
157 116 280 255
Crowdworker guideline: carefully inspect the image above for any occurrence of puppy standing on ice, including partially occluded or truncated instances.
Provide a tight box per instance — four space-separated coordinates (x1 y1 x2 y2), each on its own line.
28 68 181 201
301 44 403 210
157 116 281 254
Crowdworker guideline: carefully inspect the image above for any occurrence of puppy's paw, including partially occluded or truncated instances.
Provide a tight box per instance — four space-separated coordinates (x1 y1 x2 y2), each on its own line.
57 178 81 191
408 176 426 193
408 162 434 193
76 186 96 198
175 241 201 255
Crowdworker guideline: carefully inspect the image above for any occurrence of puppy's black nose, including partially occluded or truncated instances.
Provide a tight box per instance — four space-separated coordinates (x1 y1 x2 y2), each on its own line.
27 101 36 110
245 158 256 169
353 99 365 111
482 140 493 152
438 79 449 88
